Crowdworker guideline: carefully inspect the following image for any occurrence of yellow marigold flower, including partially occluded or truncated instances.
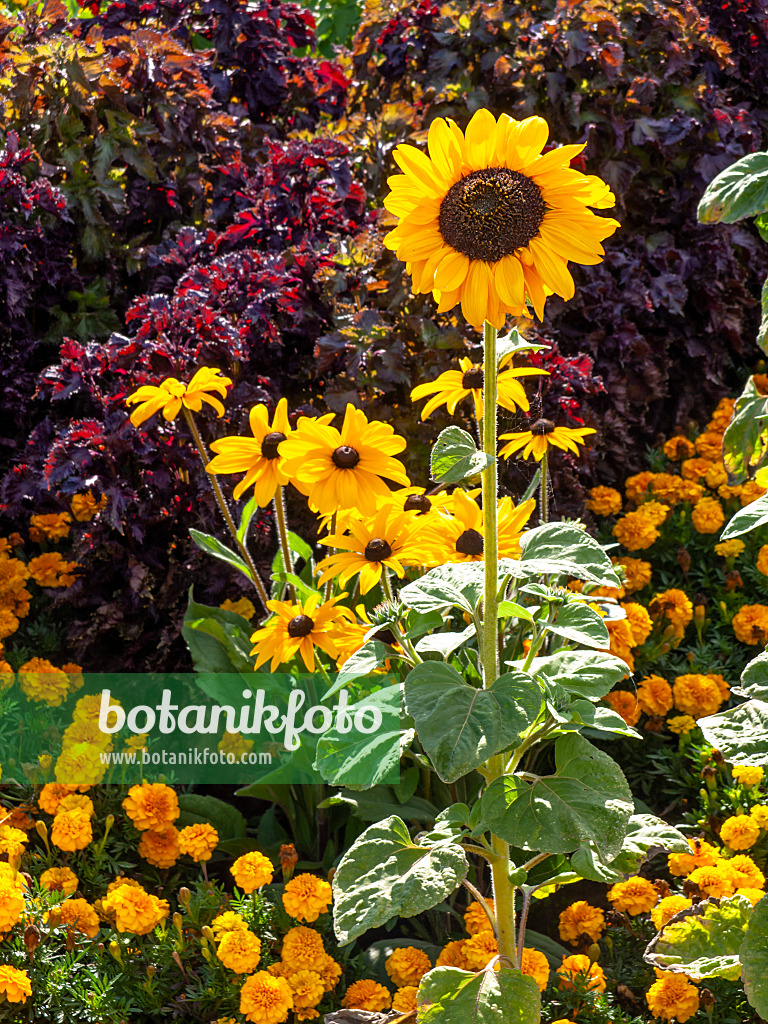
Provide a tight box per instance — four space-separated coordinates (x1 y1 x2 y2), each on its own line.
212 911 248 938
29 512 71 542
61 720 111 752
650 589 692 637
61 662 84 693
283 873 333 923
178 822 218 862
218 929 262 973
732 764 764 787
102 883 169 935
420 490 536 565
123 783 180 831
756 544 768 576
218 730 254 759
607 876 657 915
464 898 495 935
392 987 418 1014
688 864 736 898
281 927 327 973
691 496 725 534
650 895 692 931
667 714 697 735
342 979 391 1012
714 539 745 560
463 930 499 970
681 457 713 481
251 594 350 673
316 507 421 595
0 824 27 859
55 897 100 938
314 954 342 993
240 971 294 1024
726 855 765 890
737 887 766 906
70 491 106 522
54 742 106 787
612 511 660 551
625 471 654 502
740 480 767 505
0 874 24 932
17 658 69 707
385 947 432 987
0 965 31 1004
750 804 768 828
708 397 736 428
27 552 79 587
614 556 652 594
733 603 768 645
557 954 606 992
0 608 20 640
382 109 619 328
51 808 92 852
232 851 274 894
637 675 673 716
605 689 640 726
40 866 79 895
646 971 699 1022
38 782 77 815
668 838 721 877
720 814 761 851
287 968 325 1013
705 462 728 489
672 674 723 720
586 486 622 516
221 598 257 622
411 356 546 421
138 825 180 869
499 418 595 462
279 405 408 517
125 367 231 427
520 947 550 991
663 436 695 461
436 939 471 969
694 431 723 461
558 901 606 945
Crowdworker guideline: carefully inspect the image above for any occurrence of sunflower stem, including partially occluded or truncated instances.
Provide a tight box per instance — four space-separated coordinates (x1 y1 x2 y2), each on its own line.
539 450 549 524
479 320 516 968
273 486 295 602
182 408 270 611
380 565 394 604
323 513 337 602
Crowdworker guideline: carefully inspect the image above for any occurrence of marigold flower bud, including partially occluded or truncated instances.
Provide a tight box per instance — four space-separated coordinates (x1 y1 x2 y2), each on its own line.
201 926 215 943
178 887 191 905
35 820 48 842
109 941 123 965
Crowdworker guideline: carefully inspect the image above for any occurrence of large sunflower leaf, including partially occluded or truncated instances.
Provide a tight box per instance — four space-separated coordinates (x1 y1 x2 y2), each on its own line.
526 650 630 699
573 814 689 883
697 151 768 223
720 492 768 539
698 700 768 767
721 375 768 483
644 895 752 980
418 966 541 1024
741 894 768 1018
431 426 493 484
737 652 768 700
518 523 621 587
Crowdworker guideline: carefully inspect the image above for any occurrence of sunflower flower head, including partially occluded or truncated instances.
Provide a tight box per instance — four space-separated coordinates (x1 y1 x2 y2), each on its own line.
125 367 232 427
384 109 619 328
499 418 596 462
410 356 547 421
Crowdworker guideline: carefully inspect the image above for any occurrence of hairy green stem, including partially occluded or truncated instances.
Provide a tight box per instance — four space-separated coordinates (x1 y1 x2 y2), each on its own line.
539 450 549 524
273 486 296 602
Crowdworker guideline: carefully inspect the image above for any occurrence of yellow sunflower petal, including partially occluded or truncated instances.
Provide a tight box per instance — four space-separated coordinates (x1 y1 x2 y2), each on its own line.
464 108 498 171
494 254 526 307
434 250 471 292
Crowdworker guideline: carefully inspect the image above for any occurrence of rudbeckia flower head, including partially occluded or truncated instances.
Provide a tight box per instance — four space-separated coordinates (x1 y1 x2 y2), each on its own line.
410 356 547 422
499 418 596 462
125 367 232 427
250 594 353 673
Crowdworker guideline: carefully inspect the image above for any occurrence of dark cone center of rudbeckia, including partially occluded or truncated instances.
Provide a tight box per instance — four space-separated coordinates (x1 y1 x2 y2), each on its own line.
455 528 484 556
438 168 546 263
287 614 314 638
403 494 431 514
531 418 555 435
461 367 484 390
365 538 393 562
332 446 360 469
261 431 287 459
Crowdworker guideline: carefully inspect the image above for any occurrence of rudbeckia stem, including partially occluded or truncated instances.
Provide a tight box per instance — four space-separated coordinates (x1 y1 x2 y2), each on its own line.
182 408 270 611
480 319 517 968
539 450 549 524
273 487 296 602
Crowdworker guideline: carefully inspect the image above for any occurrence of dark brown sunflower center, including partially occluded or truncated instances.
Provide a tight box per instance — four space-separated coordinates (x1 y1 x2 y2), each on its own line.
261 431 287 459
462 367 484 390
403 494 431 514
455 528 484 556
332 446 360 469
365 538 393 562
287 614 314 638
531 418 555 436
438 167 546 263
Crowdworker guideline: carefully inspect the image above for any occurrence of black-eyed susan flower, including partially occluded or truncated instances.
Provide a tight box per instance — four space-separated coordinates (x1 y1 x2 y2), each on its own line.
383 109 619 328
421 489 535 564
206 398 303 505
315 507 421 595
279 405 409 516
125 367 232 426
250 594 352 673
410 356 547 421
499 418 595 461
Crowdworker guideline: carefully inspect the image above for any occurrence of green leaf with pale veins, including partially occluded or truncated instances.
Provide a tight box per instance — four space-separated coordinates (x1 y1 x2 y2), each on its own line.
644 895 752 980
519 523 620 587
741 895 768 1018
481 733 632 859
697 151 768 223
738 652 768 701
431 426 494 484
418 967 541 1024
572 813 689 883
540 601 610 649
720 491 768 539
526 651 629 699
698 699 768 767
332 816 468 944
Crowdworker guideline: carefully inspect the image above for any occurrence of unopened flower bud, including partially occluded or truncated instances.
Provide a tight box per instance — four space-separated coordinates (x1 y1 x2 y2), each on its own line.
173 913 183 935
109 941 123 965
35 820 48 842
711 748 724 764
280 843 299 882
587 943 601 963
201 926 214 943
23 925 40 957
178 887 191 906
700 988 716 1010
200 946 212 962
146 965 156 980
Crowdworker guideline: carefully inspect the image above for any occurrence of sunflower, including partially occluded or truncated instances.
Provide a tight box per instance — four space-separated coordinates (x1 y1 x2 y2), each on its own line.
279 405 409 516
499 419 595 461
421 489 535 564
316 507 422 595
250 595 352 673
207 399 304 504
383 109 619 328
411 356 547 421
125 367 232 426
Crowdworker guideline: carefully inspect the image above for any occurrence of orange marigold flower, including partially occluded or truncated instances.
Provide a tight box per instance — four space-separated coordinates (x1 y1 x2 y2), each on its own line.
392 987 418 1014
740 480 767 505
0 608 20 640
649 589 692 639
668 838 721 876
40 866 79 895
732 603 768 645
625 472 654 502
51 808 92 852
687 864 736 898
212 911 248 938
0 965 31 1004
218 929 262 973
27 552 79 588
138 825 180 869
726 855 765 890
614 556 652 594
240 971 294 1024
281 927 326 972
720 814 761 851
385 947 432 987
286 968 325 1011
178 822 218 862
342 980 391 1012
756 545 768 576
646 971 699 1022
283 873 333 923
637 675 673 716
55 897 100 938
681 457 713 481
464 898 495 935
663 436 695 461
586 486 622 516
650 895 692 931
607 876 657 915
705 462 728 489
29 512 71 542
0 872 25 932
648 473 683 505
622 602 653 645
606 618 637 672
558 901 606 945
605 689 640 726
557 954 606 992
17 658 69 707
54 743 106 787
694 431 723 461
38 782 78 815
436 940 471 969
462 930 499 970
520 947 550 991
691 496 725 534
122 783 179 831
232 851 274 893
612 511 660 551
102 883 169 935
667 714 697 735
672 674 724 719
70 491 106 522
